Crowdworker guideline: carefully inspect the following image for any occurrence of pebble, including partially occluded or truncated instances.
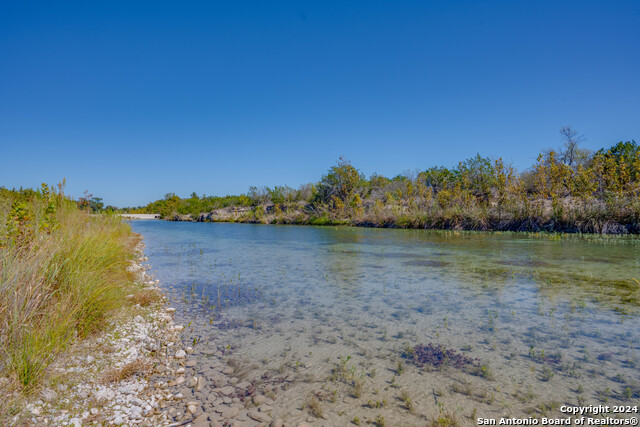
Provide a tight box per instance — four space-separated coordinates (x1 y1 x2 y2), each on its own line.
219 386 235 396
193 413 209 423
187 405 198 414
130 405 142 419
236 381 250 389
248 409 270 423
175 349 186 359
222 406 240 418
271 419 284 427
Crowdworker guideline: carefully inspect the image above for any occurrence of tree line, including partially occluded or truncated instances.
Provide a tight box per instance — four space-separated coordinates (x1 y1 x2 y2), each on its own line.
125 129 640 233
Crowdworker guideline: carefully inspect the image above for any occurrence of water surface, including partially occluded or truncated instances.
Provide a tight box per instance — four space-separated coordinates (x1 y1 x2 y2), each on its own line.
132 221 640 426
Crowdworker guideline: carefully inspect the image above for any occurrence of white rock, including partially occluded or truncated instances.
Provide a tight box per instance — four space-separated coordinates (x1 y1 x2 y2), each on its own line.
40 388 57 402
130 405 142 419
175 350 186 359
113 415 124 425
118 385 136 395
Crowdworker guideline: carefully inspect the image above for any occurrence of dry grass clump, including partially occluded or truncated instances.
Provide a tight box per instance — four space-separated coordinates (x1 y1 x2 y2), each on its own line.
304 395 323 418
129 288 162 306
102 358 152 383
431 410 459 427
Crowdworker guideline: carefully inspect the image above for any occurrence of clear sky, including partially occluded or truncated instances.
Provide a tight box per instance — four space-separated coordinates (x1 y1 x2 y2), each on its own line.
1 1 639 207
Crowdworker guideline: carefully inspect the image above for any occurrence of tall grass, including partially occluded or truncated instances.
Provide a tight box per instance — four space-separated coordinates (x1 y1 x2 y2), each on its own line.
0 187 137 391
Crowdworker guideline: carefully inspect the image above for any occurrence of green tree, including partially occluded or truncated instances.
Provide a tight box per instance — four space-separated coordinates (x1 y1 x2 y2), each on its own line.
312 157 362 205
457 154 496 200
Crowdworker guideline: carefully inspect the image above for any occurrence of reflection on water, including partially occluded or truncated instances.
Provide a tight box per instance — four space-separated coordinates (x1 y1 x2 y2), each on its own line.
132 221 640 426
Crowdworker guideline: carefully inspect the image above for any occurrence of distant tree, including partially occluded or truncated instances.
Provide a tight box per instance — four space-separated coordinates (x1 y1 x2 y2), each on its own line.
267 186 286 205
90 197 104 212
597 140 639 164
419 167 459 192
559 127 591 168
248 186 270 205
312 157 363 205
457 154 496 199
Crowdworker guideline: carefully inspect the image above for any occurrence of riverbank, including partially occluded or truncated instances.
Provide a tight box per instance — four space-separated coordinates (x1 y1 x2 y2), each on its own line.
4 237 292 426
162 199 640 235
1 241 182 426
125 143 640 234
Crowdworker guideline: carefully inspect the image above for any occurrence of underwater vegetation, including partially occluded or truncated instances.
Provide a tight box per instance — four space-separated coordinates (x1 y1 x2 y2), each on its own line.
403 343 479 369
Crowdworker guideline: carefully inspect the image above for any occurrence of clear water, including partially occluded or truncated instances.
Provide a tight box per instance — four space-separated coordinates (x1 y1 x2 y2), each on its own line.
131 221 640 425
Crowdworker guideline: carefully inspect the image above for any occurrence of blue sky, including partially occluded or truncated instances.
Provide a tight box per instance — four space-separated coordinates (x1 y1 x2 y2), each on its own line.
1 1 639 207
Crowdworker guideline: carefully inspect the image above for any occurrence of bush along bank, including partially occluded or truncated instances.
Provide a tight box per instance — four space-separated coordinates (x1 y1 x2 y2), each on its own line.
129 137 640 234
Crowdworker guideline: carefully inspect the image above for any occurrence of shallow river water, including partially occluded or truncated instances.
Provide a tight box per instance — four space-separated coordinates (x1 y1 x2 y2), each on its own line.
131 221 640 426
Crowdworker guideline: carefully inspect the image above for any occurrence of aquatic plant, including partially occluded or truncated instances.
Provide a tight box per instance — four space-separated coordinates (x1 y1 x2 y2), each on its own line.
367 399 388 409
352 378 364 398
304 395 323 418
403 343 479 368
431 410 459 427
540 366 555 381
399 390 415 413
374 415 386 427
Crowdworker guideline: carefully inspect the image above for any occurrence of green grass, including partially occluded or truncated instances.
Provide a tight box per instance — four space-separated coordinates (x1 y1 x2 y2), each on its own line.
1 188 138 394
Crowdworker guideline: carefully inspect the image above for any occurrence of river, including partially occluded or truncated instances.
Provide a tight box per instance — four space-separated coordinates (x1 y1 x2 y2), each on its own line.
131 221 640 426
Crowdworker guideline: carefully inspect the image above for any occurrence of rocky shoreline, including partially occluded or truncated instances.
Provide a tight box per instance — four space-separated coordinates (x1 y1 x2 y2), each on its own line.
11 241 176 426
12 239 293 427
